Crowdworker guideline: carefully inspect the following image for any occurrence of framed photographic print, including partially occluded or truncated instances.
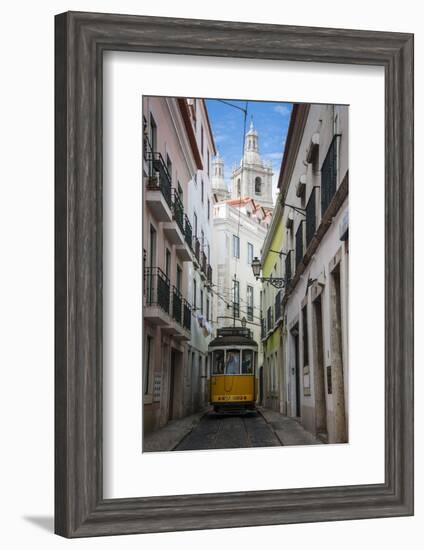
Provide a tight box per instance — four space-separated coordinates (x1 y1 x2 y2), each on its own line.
55 11 414 537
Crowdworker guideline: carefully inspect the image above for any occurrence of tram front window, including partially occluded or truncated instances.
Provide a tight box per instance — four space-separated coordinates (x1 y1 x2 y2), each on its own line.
242 349 254 374
212 350 224 374
225 349 240 375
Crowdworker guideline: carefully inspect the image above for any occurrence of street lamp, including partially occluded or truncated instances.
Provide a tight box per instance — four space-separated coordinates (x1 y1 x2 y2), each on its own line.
251 257 286 289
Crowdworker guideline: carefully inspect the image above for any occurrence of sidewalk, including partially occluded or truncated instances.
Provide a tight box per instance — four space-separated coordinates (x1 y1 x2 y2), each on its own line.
258 406 322 446
143 409 208 452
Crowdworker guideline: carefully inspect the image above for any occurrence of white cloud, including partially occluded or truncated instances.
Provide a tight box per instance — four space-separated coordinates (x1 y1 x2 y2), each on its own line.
274 104 291 117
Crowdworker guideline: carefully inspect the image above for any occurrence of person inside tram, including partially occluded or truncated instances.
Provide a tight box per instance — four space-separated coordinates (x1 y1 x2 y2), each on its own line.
225 351 240 374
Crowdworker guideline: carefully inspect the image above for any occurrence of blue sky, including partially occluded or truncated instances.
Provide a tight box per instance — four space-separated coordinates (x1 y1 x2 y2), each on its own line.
205 99 292 200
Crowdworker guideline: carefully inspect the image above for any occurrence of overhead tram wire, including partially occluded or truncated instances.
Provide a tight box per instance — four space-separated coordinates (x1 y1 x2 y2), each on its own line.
216 99 249 326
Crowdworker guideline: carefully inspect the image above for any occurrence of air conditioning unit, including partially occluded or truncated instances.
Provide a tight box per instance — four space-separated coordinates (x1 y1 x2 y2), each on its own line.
296 174 307 198
306 132 320 163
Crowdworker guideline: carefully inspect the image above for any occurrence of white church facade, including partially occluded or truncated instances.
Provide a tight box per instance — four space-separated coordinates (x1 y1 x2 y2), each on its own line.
211 121 274 401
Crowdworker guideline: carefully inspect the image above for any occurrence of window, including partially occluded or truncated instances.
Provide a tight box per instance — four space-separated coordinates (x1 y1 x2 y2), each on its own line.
237 178 241 196
207 199 210 220
302 305 309 366
149 113 157 152
321 135 339 216
212 350 224 374
225 350 240 374
233 280 240 318
176 265 182 292
255 177 262 194
200 289 204 315
242 350 254 374
295 222 304 270
193 279 197 310
306 188 316 247
232 234 240 258
144 335 153 395
207 150 210 176
149 224 157 267
206 298 210 322
165 248 171 277
247 285 254 321
247 242 254 265
201 179 204 203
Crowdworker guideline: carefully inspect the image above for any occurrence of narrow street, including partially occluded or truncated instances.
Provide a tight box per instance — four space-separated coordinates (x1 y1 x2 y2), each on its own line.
175 411 280 450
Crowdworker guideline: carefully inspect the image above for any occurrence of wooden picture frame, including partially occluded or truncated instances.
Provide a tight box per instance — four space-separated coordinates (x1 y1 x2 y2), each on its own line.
55 11 414 537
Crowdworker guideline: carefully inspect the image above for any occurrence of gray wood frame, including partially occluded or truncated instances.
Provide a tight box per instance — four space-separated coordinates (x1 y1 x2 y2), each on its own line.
55 11 414 538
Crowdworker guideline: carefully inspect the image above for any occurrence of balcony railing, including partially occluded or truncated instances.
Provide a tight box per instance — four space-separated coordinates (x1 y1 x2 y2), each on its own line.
171 189 184 234
295 222 304 271
144 267 170 313
193 236 200 263
184 215 192 249
321 135 338 216
172 286 182 325
275 290 282 322
207 264 213 285
145 152 172 208
183 299 191 331
285 250 292 287
306 187 316 248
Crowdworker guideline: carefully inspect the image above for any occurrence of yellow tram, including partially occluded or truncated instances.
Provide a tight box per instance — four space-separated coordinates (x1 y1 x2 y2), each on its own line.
208 327 258 413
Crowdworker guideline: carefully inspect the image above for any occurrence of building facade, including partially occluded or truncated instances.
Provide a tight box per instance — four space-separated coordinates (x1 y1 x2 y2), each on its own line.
261 103 349 443
142 96 210 434
184 99 216 414
211 122 273 401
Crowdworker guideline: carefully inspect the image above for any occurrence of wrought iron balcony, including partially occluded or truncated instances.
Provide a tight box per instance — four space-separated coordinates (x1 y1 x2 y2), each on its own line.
183 299 191 331
144 267 170 314
172 286 183 325
171 189 184 234
145 152 172 209
184 215 192 249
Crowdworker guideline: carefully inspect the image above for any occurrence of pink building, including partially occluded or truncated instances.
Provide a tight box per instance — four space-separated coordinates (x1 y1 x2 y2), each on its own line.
142 97 204 434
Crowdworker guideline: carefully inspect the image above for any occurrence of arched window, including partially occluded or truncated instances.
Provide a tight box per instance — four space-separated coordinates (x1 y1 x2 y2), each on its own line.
237 178 241 196
255 177 262 195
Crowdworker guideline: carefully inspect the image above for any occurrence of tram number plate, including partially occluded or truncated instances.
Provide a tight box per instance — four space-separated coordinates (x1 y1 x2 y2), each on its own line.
215 395 249 401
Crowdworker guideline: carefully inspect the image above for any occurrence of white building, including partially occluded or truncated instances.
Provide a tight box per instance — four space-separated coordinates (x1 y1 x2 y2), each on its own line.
267 103 349 444
211 122 273 395
230 120 274 209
